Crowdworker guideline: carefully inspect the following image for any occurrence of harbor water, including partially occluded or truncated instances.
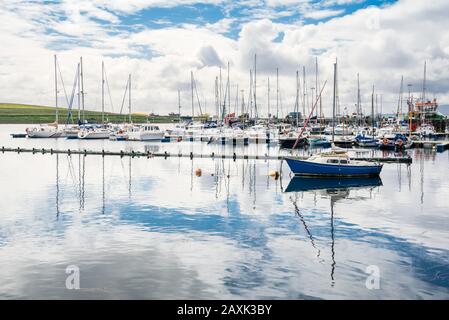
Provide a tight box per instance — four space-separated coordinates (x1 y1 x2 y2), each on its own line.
0 124 448 299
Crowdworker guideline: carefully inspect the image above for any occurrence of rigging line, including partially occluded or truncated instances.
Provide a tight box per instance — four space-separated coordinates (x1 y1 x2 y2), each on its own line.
104 68 115 114
56 59 71 108
193 75 203 115
119 77 129 115
65 65 79 124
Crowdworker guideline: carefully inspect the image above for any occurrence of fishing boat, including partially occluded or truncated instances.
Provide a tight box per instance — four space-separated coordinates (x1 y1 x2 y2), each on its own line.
285 149 382 177
127 124 164 141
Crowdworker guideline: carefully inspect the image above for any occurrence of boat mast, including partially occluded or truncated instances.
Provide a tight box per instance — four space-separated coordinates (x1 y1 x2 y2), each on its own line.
249 69 253 119
421 61 427 124
191 71 194 118
295 70 299 127
372 85 375 139
302 66 306 121
241 89 245 118
128 74 132 123
267 77 270 120
54 54 58 124
219 67 222 121
315 57 318 121
254 54 257 121
332 60 337 143
101 61 105 124
235 84 239 116
397 75 404 125
80 57 85 123
227 61 230 118
276 67 279 120
77 62 81 123
357 73 361 126
178 89 181 123
422 61 426 102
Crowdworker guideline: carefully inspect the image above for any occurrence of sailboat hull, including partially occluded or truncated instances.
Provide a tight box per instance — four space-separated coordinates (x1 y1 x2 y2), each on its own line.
285 157 383 177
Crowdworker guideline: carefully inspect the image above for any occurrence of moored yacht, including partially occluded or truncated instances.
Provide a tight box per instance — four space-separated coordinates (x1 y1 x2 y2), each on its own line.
285 149 383 177
26 123 64 138
127 123 164 141
78 125 111 139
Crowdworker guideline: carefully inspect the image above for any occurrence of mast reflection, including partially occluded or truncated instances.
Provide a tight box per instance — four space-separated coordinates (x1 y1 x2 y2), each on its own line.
284 176 383 285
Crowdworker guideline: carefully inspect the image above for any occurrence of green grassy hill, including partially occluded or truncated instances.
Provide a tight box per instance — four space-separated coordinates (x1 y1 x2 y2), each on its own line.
0 103 177 124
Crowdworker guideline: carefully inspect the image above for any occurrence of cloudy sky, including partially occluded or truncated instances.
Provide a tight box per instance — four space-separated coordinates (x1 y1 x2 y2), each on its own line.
0 0 448 117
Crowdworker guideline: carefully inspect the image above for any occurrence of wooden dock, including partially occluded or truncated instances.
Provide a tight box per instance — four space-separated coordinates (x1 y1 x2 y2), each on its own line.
0 146 413 163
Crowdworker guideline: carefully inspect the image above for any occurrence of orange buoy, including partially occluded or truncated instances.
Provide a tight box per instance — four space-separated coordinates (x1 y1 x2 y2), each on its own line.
195 168 202 177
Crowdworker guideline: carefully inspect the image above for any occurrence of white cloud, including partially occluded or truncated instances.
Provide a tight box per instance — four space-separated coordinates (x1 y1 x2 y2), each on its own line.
1 0 449 117
303 8 345 20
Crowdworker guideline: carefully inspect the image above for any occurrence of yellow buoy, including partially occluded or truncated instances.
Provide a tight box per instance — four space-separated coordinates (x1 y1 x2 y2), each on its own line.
268 170 279 179
195 168 202 177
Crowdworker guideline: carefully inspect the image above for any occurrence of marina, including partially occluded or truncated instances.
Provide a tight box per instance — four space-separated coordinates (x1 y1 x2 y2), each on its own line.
2 0 449 305
0 123 448 299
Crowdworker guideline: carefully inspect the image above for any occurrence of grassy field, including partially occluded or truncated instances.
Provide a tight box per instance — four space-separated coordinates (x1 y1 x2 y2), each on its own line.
0 103 178 124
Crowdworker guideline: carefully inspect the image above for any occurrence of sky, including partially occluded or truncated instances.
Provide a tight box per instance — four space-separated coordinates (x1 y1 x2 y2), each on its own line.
0 0 448 117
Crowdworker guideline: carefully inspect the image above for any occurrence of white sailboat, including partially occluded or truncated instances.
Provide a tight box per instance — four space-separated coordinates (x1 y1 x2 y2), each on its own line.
26 55 64 138
78 61 111 139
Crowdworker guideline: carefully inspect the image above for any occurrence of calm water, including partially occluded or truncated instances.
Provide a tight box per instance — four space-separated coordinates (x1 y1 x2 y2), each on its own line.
0 124 448 299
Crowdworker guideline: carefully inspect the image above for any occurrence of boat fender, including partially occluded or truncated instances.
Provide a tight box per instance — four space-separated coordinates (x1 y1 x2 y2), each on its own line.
233 153 236 161
195 168 202 177
190 152 193 159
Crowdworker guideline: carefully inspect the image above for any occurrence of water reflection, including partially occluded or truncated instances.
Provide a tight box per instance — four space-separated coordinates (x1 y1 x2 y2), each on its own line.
284 176 383 286
1 145 449 299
